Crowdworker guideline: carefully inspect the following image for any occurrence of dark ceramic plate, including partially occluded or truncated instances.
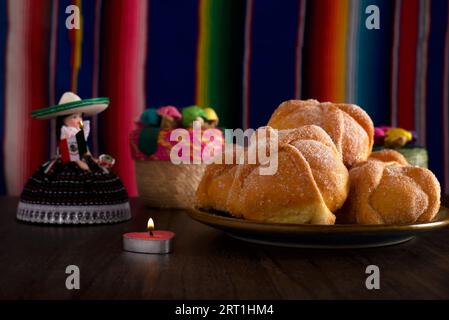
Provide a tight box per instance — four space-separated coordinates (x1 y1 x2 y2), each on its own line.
187 207 449 248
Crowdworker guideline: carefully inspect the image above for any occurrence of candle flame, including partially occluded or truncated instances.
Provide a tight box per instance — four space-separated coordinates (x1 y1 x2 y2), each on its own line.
147 218 154 236
79 119 84 130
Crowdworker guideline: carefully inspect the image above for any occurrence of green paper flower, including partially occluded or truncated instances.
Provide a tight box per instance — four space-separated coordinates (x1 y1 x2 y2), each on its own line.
181 105 207 127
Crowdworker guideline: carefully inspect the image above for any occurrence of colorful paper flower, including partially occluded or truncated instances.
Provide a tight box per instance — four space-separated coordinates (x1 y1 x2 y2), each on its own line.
140 108 160 127
157 106 182 128
181 105 207 128
384 128 413 148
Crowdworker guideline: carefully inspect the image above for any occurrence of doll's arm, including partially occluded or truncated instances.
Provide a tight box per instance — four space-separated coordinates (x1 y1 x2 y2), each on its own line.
75 159 90 171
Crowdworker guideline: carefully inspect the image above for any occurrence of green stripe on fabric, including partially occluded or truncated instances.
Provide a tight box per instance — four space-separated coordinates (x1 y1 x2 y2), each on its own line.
203 0 245 129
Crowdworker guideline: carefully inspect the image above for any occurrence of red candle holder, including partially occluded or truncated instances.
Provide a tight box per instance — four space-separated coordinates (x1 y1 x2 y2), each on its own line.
122 218 175 254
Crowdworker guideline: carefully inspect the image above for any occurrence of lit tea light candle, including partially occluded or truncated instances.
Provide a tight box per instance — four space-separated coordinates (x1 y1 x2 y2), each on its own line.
122 218 175 254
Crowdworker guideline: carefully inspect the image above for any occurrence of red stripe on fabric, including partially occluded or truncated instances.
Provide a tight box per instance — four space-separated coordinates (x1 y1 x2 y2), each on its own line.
27 0 51 172
397 0 418 130
49 0 58 105
99 0 147 196
302 0 340 101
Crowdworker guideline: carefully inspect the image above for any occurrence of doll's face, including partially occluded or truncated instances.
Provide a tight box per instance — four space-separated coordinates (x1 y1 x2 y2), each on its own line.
64 113 83 128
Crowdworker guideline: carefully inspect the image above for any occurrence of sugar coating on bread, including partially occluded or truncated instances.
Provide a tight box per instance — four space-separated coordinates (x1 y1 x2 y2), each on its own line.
339 159 440 224
367 149 409 166
268 99 374 167
196 125 349 225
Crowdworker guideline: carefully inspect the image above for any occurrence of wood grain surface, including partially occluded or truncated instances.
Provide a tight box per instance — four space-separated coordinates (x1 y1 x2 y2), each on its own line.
0 196 448 299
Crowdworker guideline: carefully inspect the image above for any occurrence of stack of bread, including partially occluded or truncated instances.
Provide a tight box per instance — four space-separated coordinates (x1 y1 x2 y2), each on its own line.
196 99 441 225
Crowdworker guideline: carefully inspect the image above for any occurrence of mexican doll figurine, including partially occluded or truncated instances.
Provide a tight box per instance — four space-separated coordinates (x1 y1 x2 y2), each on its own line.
16 92 131 224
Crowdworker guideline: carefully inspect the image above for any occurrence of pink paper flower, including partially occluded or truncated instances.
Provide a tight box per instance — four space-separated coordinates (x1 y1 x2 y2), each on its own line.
374 127 386 138
374 126 393 145
157 106 182 120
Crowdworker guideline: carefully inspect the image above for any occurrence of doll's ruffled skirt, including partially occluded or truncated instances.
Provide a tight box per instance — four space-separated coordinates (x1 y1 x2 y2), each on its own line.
16 158 131 224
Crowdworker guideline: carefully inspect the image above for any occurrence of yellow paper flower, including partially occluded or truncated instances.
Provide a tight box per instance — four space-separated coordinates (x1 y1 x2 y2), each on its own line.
384 128 412 148
203 107 218 121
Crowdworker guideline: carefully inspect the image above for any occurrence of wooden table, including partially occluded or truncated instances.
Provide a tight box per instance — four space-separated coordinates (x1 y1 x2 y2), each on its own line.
0 196 449 300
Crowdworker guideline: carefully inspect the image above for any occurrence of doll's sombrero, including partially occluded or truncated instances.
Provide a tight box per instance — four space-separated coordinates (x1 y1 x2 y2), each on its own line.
32 92 109 119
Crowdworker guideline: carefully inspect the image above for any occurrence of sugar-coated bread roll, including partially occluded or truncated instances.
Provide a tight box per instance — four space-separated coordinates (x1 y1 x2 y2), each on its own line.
267 99 374 167
366 149 409 166
339 156 441 225
196 125 349 225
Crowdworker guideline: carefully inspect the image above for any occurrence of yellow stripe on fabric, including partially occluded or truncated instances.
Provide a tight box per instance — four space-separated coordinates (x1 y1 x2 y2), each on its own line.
332 0 349 102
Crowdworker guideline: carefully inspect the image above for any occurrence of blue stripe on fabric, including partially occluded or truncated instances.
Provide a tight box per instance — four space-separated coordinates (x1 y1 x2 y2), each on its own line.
55 0 73 101
78 0 95 151
53 0 95 151
426 0 448 188
355 0 394 126
248 0 300 128
0 0 7 194
77 0 95 100
145 0 199 109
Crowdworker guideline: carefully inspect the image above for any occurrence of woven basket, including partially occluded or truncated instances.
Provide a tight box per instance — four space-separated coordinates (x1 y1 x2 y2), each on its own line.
134 160 206 209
